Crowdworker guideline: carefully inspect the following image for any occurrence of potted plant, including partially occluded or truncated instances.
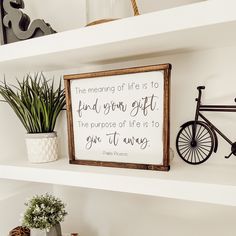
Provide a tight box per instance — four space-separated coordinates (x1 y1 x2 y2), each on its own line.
0 73 66 163
22 193 68 236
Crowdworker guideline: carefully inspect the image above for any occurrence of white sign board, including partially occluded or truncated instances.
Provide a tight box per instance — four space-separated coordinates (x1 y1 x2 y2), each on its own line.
65 64 171 171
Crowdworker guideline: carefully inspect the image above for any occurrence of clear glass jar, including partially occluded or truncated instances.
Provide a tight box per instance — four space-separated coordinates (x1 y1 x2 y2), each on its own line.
86 0 136 26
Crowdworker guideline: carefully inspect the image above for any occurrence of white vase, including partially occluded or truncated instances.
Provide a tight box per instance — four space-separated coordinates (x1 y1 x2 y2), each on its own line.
30 228 45 236
30 224 62 236
86 0 133 25
25 132 58 163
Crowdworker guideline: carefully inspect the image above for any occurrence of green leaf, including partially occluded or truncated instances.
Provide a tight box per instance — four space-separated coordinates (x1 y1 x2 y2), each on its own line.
0 73 65 133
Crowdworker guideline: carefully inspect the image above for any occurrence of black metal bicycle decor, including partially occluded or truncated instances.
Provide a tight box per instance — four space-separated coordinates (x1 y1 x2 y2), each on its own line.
176 86 236 165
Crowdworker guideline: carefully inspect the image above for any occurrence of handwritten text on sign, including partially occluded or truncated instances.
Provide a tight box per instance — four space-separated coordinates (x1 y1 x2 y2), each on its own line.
71 71 164 165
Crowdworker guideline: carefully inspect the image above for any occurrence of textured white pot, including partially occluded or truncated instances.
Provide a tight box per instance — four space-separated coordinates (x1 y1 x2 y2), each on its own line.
25 132 58 163
30 228 45 236
30 224 62 236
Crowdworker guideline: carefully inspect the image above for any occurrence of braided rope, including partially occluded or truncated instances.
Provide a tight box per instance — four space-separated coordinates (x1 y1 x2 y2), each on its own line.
130 0 140 16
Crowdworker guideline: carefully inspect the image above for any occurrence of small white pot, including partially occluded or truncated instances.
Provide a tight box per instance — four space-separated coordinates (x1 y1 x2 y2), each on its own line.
30 228 45 236
30 224 62 236
25 132 58 163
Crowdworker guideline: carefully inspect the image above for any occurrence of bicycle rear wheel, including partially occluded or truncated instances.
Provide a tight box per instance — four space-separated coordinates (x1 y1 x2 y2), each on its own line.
176 121 214 164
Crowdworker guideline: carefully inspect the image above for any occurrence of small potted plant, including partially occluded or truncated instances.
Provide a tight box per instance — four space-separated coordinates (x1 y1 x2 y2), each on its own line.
0 73 66 163
22 193 68 236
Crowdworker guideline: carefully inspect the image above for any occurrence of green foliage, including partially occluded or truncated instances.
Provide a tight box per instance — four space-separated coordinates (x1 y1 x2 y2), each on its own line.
0 73 66 133
22 193 68 230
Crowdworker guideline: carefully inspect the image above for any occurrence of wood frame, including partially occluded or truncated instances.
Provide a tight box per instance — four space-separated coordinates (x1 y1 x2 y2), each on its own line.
64 64 172 171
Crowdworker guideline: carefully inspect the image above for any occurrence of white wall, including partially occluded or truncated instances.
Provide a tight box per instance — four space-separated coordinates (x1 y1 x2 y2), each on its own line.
0 73 27 160
53 46 236 235
51 46 236 167
54 185 236 236
0 180 53 236
22 0 204 31
1 45 234 236
137 0 205 13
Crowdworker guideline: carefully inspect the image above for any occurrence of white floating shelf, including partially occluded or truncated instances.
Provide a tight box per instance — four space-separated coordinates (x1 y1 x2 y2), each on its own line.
0 158 236 206
0 0 236 72
1 0 236 207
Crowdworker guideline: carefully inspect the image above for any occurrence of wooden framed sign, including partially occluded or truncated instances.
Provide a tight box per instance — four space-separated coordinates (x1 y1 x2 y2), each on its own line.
64 64 171 171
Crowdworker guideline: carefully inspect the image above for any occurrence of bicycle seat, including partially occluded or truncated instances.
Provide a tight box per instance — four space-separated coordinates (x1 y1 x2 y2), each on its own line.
197 86 205 90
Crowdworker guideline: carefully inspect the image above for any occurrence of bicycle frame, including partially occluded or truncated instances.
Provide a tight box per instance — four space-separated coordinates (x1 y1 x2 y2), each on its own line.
176 86 236 164
194 87 236 146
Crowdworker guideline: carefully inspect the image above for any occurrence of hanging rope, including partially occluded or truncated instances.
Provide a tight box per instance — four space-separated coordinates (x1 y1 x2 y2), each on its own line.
131 0 140 16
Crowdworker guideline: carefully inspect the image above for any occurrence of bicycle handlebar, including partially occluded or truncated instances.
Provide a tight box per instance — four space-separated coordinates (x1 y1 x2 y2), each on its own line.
196 86 205 102
197 86 236 103
196 85 236 105
197 86 205 90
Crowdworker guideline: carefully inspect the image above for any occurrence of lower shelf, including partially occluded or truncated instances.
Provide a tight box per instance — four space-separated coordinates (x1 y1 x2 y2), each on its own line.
0 158 235 206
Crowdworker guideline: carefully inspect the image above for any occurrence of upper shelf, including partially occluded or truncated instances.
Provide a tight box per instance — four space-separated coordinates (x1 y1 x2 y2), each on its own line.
0 158 236 206
0 0 236 72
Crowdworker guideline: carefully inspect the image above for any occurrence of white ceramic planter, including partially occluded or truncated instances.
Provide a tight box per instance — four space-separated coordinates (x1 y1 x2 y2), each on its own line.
30 224 62 236
25 132 58 163
30 228 45 236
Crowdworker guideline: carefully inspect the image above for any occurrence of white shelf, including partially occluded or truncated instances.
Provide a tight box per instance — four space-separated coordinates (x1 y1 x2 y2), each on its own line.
0 158 236 206
1 0 236 207
0 0 236 72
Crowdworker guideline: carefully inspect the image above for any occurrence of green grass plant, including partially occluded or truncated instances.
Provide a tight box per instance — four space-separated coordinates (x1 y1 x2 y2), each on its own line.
0 73 66 133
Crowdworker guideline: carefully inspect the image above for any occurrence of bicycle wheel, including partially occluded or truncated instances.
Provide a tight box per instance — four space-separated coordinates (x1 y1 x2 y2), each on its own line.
176 121 214 165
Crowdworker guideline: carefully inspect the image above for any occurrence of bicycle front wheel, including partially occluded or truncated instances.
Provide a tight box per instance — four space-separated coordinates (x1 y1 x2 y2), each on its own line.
176 122 214 165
